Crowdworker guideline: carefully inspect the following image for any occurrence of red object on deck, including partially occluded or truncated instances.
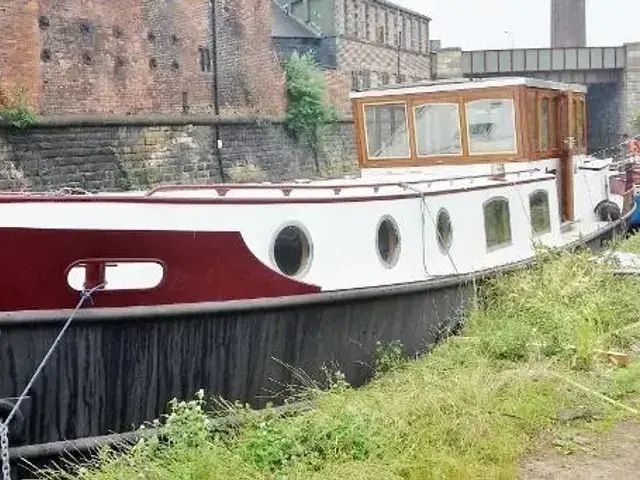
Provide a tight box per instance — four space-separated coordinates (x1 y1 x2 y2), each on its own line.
0 228 320 312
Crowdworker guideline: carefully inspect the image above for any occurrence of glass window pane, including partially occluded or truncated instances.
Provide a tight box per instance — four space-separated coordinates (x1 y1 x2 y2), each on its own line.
576 100 585 150
414 103 462 156
484 198 512 249
540 98 550 151
530 190 551 235
466 99 517 154
364 103 411 159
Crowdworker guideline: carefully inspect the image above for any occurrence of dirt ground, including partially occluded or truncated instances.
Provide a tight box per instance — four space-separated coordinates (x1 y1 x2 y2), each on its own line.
520 421 640 479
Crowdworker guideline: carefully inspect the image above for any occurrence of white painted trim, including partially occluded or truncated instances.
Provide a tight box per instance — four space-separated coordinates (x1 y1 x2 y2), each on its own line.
350 77 588 100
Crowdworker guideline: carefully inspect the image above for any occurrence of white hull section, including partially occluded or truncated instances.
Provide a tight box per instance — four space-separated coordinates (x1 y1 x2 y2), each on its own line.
0 156 624 294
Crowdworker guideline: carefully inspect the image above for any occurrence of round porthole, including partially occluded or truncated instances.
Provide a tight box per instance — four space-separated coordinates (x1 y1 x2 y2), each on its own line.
272 224 312 277
377 216 401 268
436 208 453 253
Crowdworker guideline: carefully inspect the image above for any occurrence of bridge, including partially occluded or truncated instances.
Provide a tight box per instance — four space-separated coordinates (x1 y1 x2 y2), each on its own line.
454 45 632 153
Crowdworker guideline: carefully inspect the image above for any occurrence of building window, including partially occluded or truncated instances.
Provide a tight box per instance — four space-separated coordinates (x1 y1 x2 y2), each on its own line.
414 103 462 157
530 190 551 235
377 216 401 268
362 70 371 90
436 208 453 253
365 4 371 40
466 99 518 155
381 72 390 85
351 71 359 91
364 102 411 159
199 47 211 72
354 0 360 38
397 74 406 84
484 197 512 249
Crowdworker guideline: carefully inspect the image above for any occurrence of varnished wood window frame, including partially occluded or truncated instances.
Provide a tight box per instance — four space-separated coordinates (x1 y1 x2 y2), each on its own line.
464 94 519 157
412 98 464 159
572 94 587 154
361 100 413 161
528 89 564 160
352 86 525 168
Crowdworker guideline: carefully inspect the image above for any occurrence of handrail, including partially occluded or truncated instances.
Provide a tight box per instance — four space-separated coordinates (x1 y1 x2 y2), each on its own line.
145 168 543 197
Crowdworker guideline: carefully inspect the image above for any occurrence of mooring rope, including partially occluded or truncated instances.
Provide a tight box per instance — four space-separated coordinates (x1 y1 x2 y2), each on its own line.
0 282 105 480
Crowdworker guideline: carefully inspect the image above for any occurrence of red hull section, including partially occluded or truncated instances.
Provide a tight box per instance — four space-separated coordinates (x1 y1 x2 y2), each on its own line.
0 228 320 312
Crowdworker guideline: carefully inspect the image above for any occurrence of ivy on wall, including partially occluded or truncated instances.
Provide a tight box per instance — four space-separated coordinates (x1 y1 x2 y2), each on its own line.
284 52 338 171
0 86 36 129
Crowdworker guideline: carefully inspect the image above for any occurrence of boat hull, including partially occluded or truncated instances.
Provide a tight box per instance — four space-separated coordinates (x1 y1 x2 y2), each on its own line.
1 210 632 477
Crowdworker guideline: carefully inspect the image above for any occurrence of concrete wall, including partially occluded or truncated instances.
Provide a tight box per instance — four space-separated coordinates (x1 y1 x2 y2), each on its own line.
623 42 640 135
551 0 586 48
0 118 357 192
433 48 462 79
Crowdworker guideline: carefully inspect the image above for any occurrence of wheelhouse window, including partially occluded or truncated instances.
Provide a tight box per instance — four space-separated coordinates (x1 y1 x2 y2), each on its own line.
414 103 462 157
466 99 517 155
364 103 411 159
483 197 512 249
529 190 551 235
540 98 550 151
573 97 586 151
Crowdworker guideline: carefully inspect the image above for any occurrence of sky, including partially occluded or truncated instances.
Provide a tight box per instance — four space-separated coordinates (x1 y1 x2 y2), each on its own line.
393 0 640 50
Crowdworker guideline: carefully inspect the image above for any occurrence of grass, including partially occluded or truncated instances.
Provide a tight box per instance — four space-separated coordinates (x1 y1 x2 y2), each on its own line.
35 240 640 480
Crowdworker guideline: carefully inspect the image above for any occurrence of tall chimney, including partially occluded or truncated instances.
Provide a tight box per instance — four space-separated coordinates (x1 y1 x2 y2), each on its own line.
551 0 586 48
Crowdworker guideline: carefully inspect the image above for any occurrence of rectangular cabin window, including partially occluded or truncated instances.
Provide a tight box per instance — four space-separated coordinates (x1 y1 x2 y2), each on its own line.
540 98 550 151
364 103 411 159
466 99 517 155
414 103 462 157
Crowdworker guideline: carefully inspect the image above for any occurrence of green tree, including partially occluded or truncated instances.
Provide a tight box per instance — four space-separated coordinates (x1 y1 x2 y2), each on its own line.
284 52 338 171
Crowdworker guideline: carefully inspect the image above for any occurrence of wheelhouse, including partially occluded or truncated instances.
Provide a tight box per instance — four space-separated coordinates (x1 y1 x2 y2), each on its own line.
351 77 587 167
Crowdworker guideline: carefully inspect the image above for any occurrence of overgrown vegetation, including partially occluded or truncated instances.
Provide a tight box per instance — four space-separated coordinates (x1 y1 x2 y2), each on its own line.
0 85 37 129
35 240 640 480
284 52 339 173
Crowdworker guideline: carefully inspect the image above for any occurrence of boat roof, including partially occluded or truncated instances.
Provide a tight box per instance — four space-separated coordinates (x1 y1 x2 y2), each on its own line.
349 76 588 99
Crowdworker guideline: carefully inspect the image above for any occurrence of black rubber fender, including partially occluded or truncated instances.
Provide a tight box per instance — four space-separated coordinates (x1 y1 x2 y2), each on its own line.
594 200 622 222
0 399 25 443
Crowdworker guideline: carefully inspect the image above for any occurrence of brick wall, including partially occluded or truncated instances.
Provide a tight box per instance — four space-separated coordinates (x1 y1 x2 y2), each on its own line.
33 0 214 115
0 118 357 191
1 0 291 116
337 37 431 88
0 0 40 108
215 0 287 116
